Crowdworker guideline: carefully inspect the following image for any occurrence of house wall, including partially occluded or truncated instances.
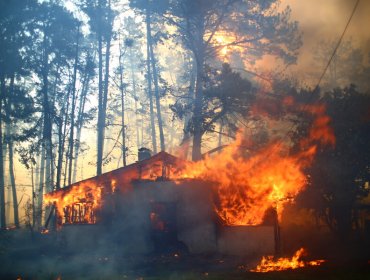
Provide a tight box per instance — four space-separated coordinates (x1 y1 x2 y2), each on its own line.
217 225 275 257
126 180 218 254
57 178 275 257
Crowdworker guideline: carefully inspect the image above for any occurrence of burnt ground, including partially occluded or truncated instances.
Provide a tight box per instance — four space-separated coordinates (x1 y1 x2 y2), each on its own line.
0 229 370 280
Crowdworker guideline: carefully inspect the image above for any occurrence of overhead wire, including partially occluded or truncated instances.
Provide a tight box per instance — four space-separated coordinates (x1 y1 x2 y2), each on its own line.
314 0 361 92
281 0 361 137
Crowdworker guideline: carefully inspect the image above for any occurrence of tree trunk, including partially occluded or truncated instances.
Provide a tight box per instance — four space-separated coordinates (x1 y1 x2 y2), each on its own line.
41 30 54 193
118 39 127 166
7 130 19 228
0 75 6 229
149 37 165 151
129 49 141 150
145 8 157 154
6 74 19 227
36 131 46 228
192 22 206 161
55 86 70 189
67 24 80 185
96 1 104 176
181 56 196 159
97 0 112 175
192 54 205 161
72 58 91 183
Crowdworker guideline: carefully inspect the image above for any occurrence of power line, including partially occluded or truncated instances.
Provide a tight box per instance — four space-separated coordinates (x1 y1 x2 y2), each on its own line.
282 0 361 137
314 0 361 91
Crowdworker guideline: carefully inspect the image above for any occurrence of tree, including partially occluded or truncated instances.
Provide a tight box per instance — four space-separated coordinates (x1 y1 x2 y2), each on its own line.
0 0 39 229
312 39 368 91
308 86 370 236
171 63 255 144
282 84 370 237
82 0 116 175
130 0 302 160
30 1 80 225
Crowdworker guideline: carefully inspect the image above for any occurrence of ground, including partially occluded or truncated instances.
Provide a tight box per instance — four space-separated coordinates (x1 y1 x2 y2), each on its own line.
0 229 369 280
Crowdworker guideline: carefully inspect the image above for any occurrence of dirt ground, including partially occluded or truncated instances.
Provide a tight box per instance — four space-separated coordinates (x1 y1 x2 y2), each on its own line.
1 229 369 280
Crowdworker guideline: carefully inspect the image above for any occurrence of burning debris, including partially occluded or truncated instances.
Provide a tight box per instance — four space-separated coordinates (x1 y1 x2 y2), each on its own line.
250 247 325 272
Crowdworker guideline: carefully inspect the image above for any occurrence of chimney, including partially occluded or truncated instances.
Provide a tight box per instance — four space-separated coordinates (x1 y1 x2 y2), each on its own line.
138 147 152 161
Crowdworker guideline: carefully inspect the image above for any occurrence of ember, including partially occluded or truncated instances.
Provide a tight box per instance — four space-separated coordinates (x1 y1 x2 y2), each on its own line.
250 248 325 272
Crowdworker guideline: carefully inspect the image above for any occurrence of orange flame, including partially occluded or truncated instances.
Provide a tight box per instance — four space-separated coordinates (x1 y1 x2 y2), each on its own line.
174 100 335 226
44 181 102 225
44 154 179 226
45 97 335 229
250 248 325 272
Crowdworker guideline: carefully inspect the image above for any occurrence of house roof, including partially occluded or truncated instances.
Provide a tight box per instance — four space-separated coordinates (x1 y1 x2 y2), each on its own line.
48 151 188 195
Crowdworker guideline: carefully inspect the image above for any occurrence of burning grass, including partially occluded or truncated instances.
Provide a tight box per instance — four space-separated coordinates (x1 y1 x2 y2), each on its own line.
250 248 325 273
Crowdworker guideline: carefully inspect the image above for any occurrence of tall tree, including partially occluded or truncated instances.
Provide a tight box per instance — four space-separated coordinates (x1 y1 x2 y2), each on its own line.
131 0 302 160
145 8 158 153
83 0 115 175
67 23 82 186
30 1 79 225
0 0 38 228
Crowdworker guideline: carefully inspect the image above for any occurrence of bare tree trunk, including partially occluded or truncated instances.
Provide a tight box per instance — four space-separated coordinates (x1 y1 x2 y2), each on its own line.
7 131 19 228
181 56 196 159
118 39 127 166
36 130 46 228
218 121 223 153
97 0 113 175
0 75 6 229
192 59 204 161
31 166 35 228
55 85 71 189
129 49 140 150
5 74 19 227
192 23 206 161
41 29 54 194
72 64 91 183
145 9 157 154
96 1 104 176
67 24 80 185
149 39 165 151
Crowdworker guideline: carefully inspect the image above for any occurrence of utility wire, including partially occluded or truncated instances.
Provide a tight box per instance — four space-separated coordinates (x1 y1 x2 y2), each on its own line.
281 0 361 137
314 0 360 91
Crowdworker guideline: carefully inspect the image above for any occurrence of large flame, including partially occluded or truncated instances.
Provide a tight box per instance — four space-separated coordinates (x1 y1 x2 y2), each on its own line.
174 99 335 225
45 97 335 229
44 181 102 225
250 248 325 272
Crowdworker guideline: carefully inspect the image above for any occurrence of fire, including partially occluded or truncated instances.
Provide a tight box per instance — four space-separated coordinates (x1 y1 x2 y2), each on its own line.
250 248 325 272
44 181 102 225
44 153 180 226
44 95 335 229
174 99 335 226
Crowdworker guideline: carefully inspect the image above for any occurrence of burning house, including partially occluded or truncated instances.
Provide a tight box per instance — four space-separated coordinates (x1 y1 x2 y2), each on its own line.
45 151 276 257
